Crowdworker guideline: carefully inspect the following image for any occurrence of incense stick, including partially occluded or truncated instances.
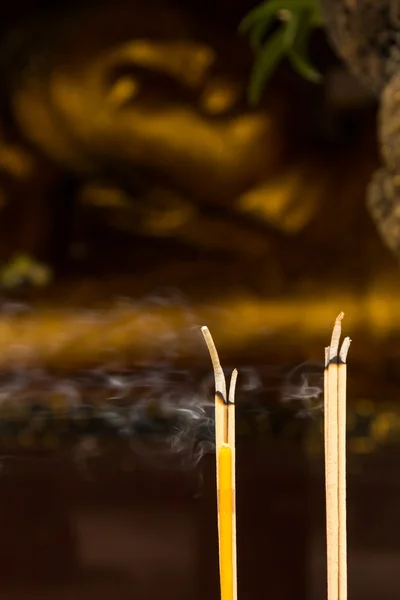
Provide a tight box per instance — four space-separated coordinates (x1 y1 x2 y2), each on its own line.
338 337 351 600
326 314 342 600
228 369 237 600
201 326 237 600
201 325 227 470
324 344 337 600
324 314 351 600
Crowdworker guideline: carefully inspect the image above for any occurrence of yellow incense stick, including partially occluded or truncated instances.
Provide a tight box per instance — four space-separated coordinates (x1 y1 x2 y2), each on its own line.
218 443 234 600
201 326 237 600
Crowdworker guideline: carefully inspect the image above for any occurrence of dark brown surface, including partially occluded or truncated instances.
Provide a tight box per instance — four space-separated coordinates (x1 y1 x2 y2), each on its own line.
0 442 310 600
1 441 400 600
0 454 199 599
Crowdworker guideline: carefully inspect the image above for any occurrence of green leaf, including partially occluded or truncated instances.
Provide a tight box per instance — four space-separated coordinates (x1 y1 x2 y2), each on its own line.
288 9 322 82
239 1 323 104
287 49 322 82
238 2 276 35
283 12 299 49
238 0 316 34
248 17 276 50
248 27 287 105
292 8 312 54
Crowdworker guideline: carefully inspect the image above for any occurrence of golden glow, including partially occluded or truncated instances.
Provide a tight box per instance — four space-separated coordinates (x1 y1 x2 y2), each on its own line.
371 411 399 441
3 289 400 369
107 76 140 107
201 79 240 115
110 40 215 88
237 165 320 233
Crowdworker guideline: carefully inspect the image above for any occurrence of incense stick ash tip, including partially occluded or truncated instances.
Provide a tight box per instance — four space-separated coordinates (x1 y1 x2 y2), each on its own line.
336 311 345 323
324 347 330 368
339 336 351 363
329 312 345 360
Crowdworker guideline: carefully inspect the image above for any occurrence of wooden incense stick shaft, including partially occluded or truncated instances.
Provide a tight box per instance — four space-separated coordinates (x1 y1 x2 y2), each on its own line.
326 357 339 600
324 347 329 484
324 315 350 600
325 313 343 600
228 370 237 600
338 358 348 600
218 444 234 600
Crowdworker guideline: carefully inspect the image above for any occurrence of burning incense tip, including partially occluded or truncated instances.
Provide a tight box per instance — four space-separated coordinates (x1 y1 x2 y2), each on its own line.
324 346 330 368
201 325 226 401
329 312 345 360
201 326 219 364
228 369 238 405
